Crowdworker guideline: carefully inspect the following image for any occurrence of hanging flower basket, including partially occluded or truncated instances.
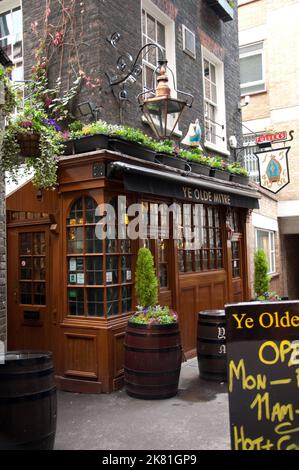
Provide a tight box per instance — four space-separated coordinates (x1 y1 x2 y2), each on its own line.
16 132 41 159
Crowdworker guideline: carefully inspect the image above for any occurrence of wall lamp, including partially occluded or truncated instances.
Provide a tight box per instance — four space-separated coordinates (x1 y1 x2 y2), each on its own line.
77 101 102 120
106 32 194 139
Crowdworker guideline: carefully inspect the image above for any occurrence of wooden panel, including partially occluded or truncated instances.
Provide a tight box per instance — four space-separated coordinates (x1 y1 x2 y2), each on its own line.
232 278 243 303
179 286 197 353
159 290 172 308
63 333 98 379
213 281 227 309
23 324 45 351
198 284 212 312
178 270 228 355
114 332 125 377
6 181 58 213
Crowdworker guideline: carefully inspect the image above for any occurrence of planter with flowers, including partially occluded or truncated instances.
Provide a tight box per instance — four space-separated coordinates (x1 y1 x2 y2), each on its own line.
154 140 186 170
124 248 182 400
109 126 157 162
227 162 250 185
179 149 211 176
1 105 64 189
1 53 83 189
209 156 230 181
65 120 111 155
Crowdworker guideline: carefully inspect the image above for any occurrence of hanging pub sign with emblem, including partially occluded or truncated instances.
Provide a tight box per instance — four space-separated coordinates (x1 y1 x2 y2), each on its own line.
255 147 290 194
254 131 294 194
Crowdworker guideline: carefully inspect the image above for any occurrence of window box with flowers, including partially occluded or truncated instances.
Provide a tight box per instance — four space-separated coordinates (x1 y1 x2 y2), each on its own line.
109 127 157 162
227 162 250 185
179 149 211 176
154 140 187 171
205 0 234 22
209 156 230 181
65 120 110 155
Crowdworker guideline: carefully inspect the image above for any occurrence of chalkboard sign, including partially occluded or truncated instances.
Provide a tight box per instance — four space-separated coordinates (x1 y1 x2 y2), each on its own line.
226 301 299 450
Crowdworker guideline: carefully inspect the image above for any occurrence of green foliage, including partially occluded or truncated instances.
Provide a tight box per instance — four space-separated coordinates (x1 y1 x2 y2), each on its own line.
254 249 270 297
208 156 226 169
130 305 178 325
179 149 210 166
112 126 156 149
0 65 18 116
68 120 83 133
256 291 281 301
1 104 64 189
154 139 175 154
29 58 82 122
227 162 249 176
70 120 114 139
135 248 158 308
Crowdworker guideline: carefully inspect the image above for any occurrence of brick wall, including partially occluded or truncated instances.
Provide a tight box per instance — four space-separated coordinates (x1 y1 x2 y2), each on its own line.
22 0 242 158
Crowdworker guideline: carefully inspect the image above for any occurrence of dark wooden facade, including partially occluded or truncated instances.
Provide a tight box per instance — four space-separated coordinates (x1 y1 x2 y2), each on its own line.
6 149 259 393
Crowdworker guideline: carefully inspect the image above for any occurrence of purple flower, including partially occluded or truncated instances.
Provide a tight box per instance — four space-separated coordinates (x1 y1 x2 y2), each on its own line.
42 118 62 132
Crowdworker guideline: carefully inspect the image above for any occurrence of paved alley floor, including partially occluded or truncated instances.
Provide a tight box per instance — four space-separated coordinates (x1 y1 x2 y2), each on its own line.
54 358 230 450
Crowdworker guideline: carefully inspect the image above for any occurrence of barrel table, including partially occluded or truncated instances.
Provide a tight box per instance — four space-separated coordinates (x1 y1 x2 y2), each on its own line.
124 321 182 399
0 351 57 450
197 310 227 382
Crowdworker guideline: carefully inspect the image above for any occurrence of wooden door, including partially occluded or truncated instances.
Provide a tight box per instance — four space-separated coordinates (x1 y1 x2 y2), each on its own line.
228 209 247 303
7 226 51 351
231 235 244 303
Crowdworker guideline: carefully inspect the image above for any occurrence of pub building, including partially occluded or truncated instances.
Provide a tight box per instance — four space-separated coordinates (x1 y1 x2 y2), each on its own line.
6 147 260 393
3 0 261 393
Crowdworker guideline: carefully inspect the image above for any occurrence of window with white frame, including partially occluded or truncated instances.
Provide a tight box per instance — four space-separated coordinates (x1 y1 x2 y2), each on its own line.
142 8 166 92
243 133 260 183
202 48 226 152
256 229 276 274
0 0 23 82
141 0 176 93
240 42 265 96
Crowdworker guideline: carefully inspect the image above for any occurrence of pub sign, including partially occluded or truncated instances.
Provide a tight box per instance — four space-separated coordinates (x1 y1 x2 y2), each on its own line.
226 301 299 451
255 147 290 194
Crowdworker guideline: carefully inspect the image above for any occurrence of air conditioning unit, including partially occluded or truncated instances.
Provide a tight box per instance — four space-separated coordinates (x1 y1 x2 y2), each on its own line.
182 25 196 59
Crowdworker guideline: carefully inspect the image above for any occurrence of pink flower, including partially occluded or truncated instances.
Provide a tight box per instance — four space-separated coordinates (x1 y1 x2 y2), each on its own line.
62 130 70 140
53 31 63 47
44 96 53 108
31 21 38 34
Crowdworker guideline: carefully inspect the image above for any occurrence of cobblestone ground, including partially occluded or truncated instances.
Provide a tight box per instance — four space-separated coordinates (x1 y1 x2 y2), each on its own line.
55 358 230 450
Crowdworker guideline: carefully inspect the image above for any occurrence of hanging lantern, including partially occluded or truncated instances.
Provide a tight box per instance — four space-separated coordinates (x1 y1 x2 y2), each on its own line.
139 61 191 140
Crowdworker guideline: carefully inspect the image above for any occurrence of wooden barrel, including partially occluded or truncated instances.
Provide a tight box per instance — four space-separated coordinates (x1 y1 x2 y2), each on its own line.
0 351 57 450
124 322 182 399
197 310 227 382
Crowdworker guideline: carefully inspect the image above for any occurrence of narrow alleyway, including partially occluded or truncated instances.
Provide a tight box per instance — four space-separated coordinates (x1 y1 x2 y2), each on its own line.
55 358 230 450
